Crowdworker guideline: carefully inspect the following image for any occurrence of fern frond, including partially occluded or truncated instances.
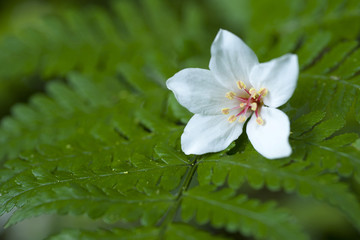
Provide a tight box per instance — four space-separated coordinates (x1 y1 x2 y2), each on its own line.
49 227 161 240
0 71 190 228
293 117 359 176
49 224 230 240
290 39 360 120
248 0 360 53
197 111 360 231
0 71 174 161
0 136 190 227
181 186 308 240
0 0 360 239
197 144 360 230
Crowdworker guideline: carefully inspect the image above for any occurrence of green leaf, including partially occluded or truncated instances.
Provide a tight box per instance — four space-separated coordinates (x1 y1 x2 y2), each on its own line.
0 0 360 239
182 186 309 240
49 224 229 240
291 111 326 137
49 227 160 240
197 146 360 231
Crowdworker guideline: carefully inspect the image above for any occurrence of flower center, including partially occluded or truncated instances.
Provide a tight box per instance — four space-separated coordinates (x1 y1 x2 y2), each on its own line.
221 81 268 125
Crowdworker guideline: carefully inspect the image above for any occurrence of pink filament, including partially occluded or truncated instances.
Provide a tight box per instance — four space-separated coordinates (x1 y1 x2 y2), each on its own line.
232 88 263 118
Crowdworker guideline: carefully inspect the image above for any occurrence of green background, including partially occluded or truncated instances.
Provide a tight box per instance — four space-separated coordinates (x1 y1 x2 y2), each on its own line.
0 0 359 239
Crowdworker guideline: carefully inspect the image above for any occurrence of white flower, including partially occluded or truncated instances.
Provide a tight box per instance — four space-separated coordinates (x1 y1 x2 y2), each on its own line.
166 29 299 159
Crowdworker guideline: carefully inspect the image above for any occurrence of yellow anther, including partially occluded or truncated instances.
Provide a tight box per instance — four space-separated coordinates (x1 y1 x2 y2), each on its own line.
225 91 236 100
222 108 230 115
238 115 246 123
250 102 257 111
236 81 246 90
228 115 236 123
256 117 264 125
249 88 257 98
258 88 268 97
240 103 246 108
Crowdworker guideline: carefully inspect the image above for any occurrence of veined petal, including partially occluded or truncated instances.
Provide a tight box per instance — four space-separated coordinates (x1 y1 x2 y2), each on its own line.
181 114 244 155
249 54 298 108
167 68 237 115
246 107 291 159
209 29 259 90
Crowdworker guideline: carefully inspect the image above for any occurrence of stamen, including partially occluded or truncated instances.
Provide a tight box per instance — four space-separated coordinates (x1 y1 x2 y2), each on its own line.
228 115 236 123
225 91 236 100
236 81 246 90
254 107 259 118
236 106 248 117
243 88 251 95
258 88 268 97
238 115 246 123
221 108 230 114
249 88 257 98
235 96 249 103
256 117 264 125
250 102 257 111
223 86 268 127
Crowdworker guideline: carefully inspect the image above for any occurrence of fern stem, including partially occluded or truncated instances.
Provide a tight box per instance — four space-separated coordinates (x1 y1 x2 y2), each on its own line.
158 156 199 239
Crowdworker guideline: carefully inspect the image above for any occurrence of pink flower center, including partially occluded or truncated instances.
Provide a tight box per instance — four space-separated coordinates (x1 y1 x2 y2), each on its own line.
222 81 267 125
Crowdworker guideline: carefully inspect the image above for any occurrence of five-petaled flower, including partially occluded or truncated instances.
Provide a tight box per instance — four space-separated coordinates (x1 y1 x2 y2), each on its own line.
166 29 299 159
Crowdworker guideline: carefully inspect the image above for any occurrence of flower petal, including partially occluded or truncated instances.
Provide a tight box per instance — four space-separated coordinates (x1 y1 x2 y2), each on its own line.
166 68 238 115
249 54 298 108
209 29 259 89
181 114 244 155
246 107 291 159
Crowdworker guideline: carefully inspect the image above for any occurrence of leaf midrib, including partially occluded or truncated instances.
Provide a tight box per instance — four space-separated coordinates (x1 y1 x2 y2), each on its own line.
0 163 189 211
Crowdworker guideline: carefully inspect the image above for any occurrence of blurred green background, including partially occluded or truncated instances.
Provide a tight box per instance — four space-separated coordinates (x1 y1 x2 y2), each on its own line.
0 0 359 239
